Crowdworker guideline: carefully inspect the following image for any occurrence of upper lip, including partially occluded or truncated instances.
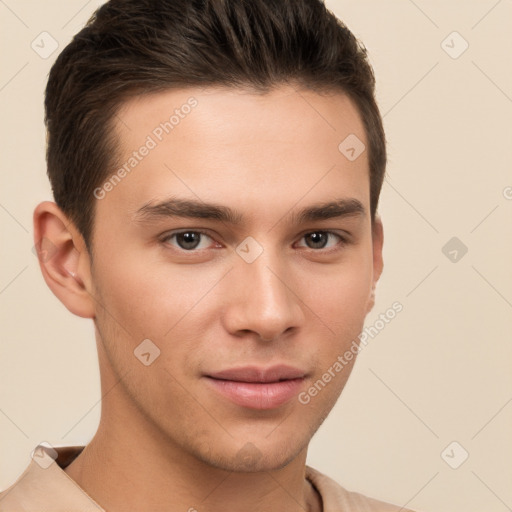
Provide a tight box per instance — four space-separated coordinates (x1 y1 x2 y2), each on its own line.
206 365 306 383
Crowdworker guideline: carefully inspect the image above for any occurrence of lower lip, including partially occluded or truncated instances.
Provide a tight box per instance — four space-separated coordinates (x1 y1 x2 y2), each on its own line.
205 377 304 410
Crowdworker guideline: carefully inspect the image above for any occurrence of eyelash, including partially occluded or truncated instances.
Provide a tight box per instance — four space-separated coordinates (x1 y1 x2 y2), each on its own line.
159 229 349 253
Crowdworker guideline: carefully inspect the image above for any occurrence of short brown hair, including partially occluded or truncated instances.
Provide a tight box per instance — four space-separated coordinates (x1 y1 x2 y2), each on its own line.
45 0 386 251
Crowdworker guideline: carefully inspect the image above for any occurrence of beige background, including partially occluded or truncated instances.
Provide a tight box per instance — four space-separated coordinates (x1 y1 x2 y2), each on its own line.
1 1 511 511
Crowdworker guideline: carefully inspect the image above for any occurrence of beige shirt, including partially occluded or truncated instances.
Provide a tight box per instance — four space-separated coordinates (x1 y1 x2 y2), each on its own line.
0 444 414 511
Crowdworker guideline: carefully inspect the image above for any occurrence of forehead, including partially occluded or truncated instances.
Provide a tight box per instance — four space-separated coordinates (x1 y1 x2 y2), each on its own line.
98 85 369 228
114 85 366 153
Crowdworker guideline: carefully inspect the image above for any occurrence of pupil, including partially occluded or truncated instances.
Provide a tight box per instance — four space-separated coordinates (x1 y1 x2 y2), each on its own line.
308 232 327 248
178 232 200 249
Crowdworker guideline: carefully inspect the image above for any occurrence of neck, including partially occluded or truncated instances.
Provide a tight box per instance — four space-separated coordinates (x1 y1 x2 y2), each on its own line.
65 430 322 512
64 387 322 512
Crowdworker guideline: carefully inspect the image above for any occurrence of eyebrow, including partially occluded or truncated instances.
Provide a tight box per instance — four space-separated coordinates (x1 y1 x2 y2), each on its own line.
133 197 366 226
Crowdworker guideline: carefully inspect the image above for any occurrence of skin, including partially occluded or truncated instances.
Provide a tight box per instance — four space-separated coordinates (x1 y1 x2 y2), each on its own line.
34 84 383 512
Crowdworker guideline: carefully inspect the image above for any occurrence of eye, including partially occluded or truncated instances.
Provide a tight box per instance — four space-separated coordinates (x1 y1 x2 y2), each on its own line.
297 231 346 250
161 230 216 251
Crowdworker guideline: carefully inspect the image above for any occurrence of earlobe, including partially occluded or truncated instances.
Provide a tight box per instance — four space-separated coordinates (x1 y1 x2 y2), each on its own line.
366 284 377 314
33 201 95 319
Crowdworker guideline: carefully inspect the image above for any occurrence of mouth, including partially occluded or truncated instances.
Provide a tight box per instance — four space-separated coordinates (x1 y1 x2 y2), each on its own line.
204 365 307 410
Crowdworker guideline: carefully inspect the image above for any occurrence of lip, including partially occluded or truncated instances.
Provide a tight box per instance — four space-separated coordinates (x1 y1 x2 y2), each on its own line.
204 365 306 410
207 364 306 383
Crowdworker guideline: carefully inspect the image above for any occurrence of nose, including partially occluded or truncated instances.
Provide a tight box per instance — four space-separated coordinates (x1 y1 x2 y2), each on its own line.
221 250 305 342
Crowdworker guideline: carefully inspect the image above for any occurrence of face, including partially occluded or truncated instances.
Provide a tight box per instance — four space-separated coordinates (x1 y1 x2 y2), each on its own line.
79 85 383 471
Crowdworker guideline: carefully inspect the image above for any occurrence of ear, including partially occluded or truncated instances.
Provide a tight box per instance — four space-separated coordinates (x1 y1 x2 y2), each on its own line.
33 201 96 318
366 214 384 314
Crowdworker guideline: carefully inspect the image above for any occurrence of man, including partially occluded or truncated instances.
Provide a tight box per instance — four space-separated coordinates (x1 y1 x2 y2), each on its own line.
0 0 414 510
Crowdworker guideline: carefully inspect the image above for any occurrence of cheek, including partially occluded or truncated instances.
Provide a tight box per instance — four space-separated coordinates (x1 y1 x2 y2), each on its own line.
91 254 221 380
296 254 373 333
292 253 374 394
92 249 208 337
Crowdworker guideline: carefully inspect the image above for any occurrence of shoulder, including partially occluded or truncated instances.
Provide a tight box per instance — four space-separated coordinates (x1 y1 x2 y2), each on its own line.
305 465 417 512
0 445 103 511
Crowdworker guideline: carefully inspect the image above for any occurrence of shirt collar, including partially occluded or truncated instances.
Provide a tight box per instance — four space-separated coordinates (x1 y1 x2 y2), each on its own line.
1 443 352 512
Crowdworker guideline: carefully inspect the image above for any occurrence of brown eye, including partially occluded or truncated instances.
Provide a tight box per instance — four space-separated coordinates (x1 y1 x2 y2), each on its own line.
299 231 345 250
304 232 329 249
175 232 202 250
162 230 215 251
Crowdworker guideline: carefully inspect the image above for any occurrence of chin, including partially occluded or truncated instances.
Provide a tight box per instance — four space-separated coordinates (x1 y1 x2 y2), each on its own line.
196 436 308 473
